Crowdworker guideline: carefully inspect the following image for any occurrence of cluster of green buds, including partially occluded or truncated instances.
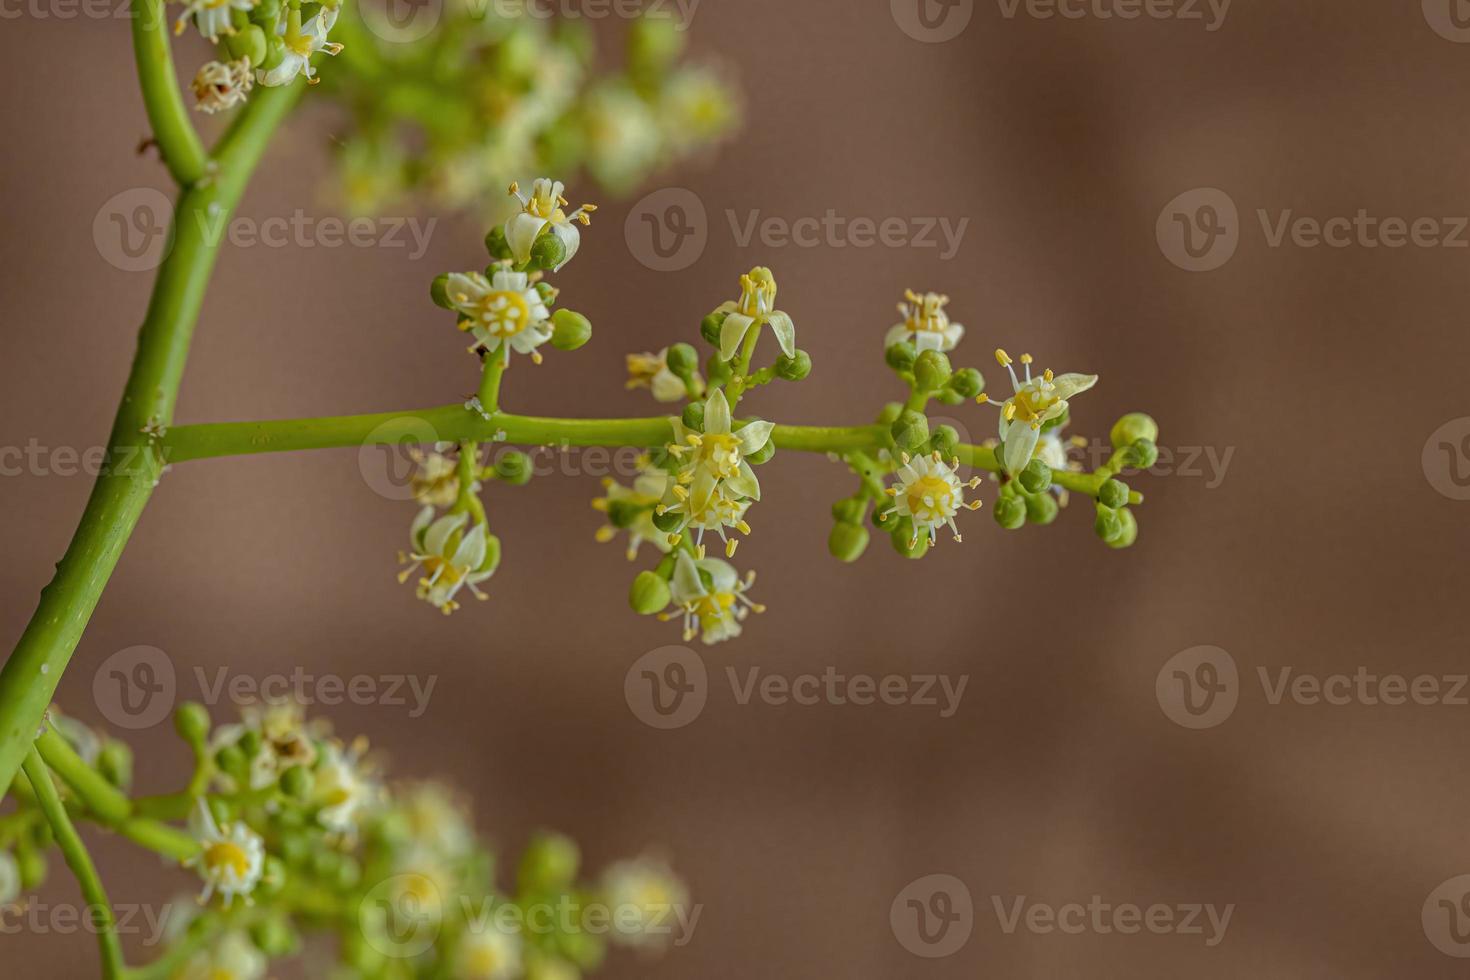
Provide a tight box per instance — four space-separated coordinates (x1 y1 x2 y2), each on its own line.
4 702 688 979
180 0 348 113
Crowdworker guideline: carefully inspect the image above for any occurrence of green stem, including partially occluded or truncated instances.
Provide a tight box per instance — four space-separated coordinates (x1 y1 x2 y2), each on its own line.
34 729 130 823
0 84 302 803
22 751 127 980
131 0 207 186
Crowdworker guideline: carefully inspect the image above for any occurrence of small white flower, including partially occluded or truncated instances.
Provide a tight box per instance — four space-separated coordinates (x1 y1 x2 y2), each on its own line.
626 348 696 403
398 507 496 614
185 801 265 907
885 451 982 546
602 857 689 948
662 552 763 645
446 269 553 364
313 737 378 837
884 289 964 353
505 178 596 271
209 700 317 793
980 349 1097 475
173 0 254 42
714 267 796 362
258 7 342 88
397 782 474 860
173 930 267 980
659 389 772 554
191 58 253 114
452 925 523 980
593 464 673 560
0 851 19 908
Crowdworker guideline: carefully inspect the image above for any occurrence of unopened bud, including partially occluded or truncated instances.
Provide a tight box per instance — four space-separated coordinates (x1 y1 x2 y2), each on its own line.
913 349 952 391
550 309 592 351
630 570 671 615
1098 478 1129 510
775 349 812 381
890 410 929 452
947 367 984 399
1110 413 1159 450
828 521 870 562
1018 459 1052 495
993 495 1027 530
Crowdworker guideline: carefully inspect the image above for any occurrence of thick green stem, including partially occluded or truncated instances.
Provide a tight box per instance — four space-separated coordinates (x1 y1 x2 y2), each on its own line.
131 0 207 186
22 752 128 980
0 84 302 803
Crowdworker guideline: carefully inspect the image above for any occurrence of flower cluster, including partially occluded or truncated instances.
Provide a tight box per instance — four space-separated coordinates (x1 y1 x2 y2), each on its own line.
180 0 346 113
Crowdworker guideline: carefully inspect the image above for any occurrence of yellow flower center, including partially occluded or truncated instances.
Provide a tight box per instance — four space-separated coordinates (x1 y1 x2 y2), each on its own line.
1010 384 1058 423
695 592 736 629
736 272 777 318
479 291 530 337
204 842 251 879
905 475 955 520
695 433 742 479
421 556 466 586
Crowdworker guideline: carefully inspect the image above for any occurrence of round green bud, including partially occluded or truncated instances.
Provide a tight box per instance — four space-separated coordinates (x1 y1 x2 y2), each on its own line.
947 367 984 399
745 437 775 466
928 424 959 458
629 571 671 615
16 847 46 890
913 349 952 391
530 231 566 271
258 33 286 72
97 741 132 790
651 509 683 534
485 225 513 261
871 503 895 529
889 520 931 559
1094 507 1124 543
935 389 963 406
775 349 813 382
831 499 865 525
215 744 247 780
605 498 644 529
250 0 279 21
225 24 267 67
279 765 313 801
629 11 685 71
1098 478 1130 510
700 311 728 347
890 410 930 452
706 355 733 386
494 449 533 485
993 495 1027 530
237 728 262 758
1018 459 1052 495
828 521 870 563
429 274 454 310
1125 438 1159 470
1106 508 1138 549
1025 491 1059 525
877 402 904 426
666 343 699 379
520 833 581 891
533 281 558 306
681 401 705 431
173 701 211 745
1110 412 1159 450
550 309 592 351
885 341 917 373
251 917 298 958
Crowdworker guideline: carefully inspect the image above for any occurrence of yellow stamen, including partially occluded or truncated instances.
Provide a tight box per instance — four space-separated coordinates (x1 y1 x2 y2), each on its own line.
995 349 1012 367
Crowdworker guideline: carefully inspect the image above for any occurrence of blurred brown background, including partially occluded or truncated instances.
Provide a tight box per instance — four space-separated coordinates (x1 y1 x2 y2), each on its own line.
5 0 1470 976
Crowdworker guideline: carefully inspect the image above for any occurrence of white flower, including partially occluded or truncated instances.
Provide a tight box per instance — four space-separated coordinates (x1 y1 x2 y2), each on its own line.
602 857 689 948
258 7 342 88
626 348 695 403
191 58 253 114
583 83 661 192
452 925 523 980
173 0 254 42
505 178 596 271
884 289 964 353
446 269 553 364
185 801 265 907
663 552 762 645
715 267 796 362
980 349 1097 475
593 464 673 560
885 451 982 546
399 507 496 614
173 931 267 980
659 390 772 554
411 450 462 508
397 782 474 860
313 738 378 837
0 851 19 908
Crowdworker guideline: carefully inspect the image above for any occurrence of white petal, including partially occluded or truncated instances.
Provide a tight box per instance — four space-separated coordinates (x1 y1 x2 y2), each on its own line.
883 323 913 348
767 310 796 358
651 369 687 403
1003 423 1040 474
671 552 703 600
452 522 487 569
550 222 581 271
704 389 732 435
506 212 548 265
718 313 755 361
410 505 435 547
727 461 761 501
1049 373 1098 400
735 420 774 455
425 512 468 556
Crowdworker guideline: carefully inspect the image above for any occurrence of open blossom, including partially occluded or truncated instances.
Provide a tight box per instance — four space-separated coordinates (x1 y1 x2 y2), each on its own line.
715 267 796 362
209 700 317 793
185 801 265 907
398 507 496 614
192 58 253 114
446 268 552 364
258 7 343 88
659 390 771 554
980 349 1097 474
884 289 964 353
174 0 254 42
662 552 762 645
885 451 982 546
452 925 524 980
313 737 379 837
174 931 266 980
593 465 672 560
626 348 695 403
603 858 689 948
505 178 597 270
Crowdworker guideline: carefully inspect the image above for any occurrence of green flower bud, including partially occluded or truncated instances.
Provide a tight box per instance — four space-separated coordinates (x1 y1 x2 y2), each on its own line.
775 349 812 382
530 231 567 271
706 355 733 386
1018 459 1052 495
947 367 984 399
871 503 895 529
605 499 644 529
485 225 513 261
993 495 1027 529
279 765 313 801
1098 478 1130 510
550 309 592 351
885 342 917 373
681 401 705 431
700 311 728 347
237 728 262 759
630 570 671 615
225 24 267 67
251 916 298 958
1025 491 1059 525
1106 508 1138 549
745 438 775 465
429 274 454 310
890 410 929 452
519 832 581 892
1125 438 1158 470
651 509 683 534
494 449 533 485
215 744 247 780
258 33 286 72
877 402 904 425
928 424 959 458
97 741 132 790
174 701 211 745
666 342 699 379
889 519 931 559
16 847 46 890
828 521 870 562
831 499 865 525
913 349 952 391
629 11 685 72
1110 412 1159 450
1094 506 1124 543
534 281 559 306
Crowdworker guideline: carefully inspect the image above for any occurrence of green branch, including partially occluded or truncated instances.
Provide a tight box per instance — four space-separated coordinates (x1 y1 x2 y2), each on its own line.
130 0 207 186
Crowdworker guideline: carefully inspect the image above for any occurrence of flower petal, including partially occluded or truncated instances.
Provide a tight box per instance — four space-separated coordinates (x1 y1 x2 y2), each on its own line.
550 221 581 271
506 212 548 265
767 310 796 357
1049 373 1098 400
718 313 755 361
735 420 774 455
1003 423 1041 475
727 461 761 501
671 552 703 601
883 323 912 348
704 389 732 435
425 512 468 556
